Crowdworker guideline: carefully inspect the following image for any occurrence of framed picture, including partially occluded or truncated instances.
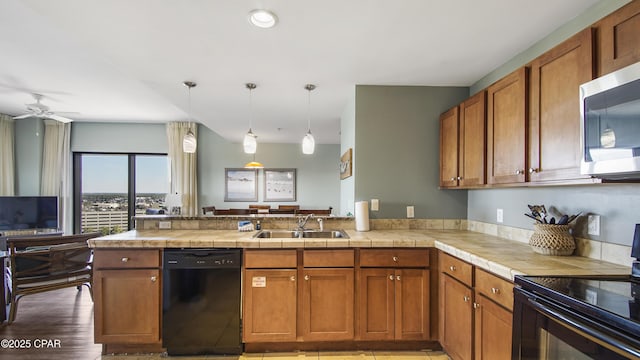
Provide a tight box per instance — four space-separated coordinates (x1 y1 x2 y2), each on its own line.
340 148 352 179
224 168 258 201
264 168 296 202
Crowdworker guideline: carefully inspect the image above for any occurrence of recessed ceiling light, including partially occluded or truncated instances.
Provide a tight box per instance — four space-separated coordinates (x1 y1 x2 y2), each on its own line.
248 9 278 29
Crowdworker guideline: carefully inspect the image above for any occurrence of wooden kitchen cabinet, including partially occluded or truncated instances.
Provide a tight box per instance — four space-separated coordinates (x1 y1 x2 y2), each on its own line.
528 28 594 182
487 67 528 185
597 0 640 76
473 294 513 360
439 92 486 188
93 249 161 345
440 273 473 360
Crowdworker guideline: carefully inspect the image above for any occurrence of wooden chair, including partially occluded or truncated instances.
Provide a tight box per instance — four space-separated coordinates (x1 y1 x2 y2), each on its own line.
214 208 258 215
279 205 300 210
249 205 271 214
6 232 101 324
296 207 333 215
202 206 216 215
269 208 296 214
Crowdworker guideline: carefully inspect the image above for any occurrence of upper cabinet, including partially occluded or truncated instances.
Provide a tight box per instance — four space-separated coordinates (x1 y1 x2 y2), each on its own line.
528 28 595 182
487 67 528 185
597 0 640 76
439 91 486 189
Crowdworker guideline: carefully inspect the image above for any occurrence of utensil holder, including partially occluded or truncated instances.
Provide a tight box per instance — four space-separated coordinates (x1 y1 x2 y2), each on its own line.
529 224 575 256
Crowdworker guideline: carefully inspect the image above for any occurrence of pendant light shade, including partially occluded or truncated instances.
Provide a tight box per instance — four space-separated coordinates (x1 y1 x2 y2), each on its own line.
244 160 264 169
182 81 197 153
302 84 316 155
243 83 258 154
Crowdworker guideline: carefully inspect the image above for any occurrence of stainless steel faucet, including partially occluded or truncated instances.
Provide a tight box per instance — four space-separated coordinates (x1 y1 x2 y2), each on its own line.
297 214 314 231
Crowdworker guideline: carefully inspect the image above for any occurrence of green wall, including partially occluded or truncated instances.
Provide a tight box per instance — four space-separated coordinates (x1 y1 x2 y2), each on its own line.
71 122 167 153
467 0 639 246
339 88 356 215
14 118 44 195
354 86 469 219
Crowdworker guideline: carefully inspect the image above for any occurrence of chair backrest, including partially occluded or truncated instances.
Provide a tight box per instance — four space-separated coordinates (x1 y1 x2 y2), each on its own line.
269 208 296 214
202 206 216 215
249 204 271 210
214 208 258 215
8 233 100 278
279 205 300 210
296 207 333 215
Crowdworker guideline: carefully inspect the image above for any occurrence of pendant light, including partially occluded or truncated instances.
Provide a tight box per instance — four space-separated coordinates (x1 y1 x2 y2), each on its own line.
243 83 258 154
302 84 316 155
182 81 197 153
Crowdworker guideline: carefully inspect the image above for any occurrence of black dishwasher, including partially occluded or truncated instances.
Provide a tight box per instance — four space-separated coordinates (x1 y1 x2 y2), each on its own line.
162 249 242 355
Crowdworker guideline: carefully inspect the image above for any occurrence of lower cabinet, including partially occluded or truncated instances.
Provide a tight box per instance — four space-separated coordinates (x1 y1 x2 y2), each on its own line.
93 249 162 345
473 294 513 360
440 273 473 360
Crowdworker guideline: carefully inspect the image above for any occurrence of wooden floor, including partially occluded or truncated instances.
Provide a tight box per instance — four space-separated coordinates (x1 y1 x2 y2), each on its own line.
0 288 450 360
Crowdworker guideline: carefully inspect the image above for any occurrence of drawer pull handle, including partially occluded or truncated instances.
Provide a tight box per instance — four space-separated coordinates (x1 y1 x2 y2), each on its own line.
491 287 500 294
396 275 401 281
463 296 470 302
392 256 398 262
450 177 456 181
449 265 456 271
304 275 310 281
121 257 129 262
473 302 480 309
389 275 394 281
150 276 157 282
290 276 296 281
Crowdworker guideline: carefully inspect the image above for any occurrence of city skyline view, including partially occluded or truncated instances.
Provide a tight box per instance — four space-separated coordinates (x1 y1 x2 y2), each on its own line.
81 154 169 194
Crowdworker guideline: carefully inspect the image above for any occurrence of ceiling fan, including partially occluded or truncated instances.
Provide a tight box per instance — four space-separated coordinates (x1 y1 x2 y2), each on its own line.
13 93 76 123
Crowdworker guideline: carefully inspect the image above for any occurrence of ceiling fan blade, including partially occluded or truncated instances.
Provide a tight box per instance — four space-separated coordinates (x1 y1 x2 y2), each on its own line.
46 114 74 123
13 114 33 120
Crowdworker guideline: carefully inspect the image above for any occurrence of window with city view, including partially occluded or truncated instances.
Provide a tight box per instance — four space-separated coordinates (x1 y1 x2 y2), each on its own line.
76 153 168 234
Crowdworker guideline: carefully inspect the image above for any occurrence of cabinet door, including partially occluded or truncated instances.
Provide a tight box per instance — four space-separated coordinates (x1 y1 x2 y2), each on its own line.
440 106 460 188
440 274 473 360
529 28 594 182
459 91 487 187
243 269 297 343
395 269 430 340
598 0 640 76
301 268 354 341
487 67 528 185
358 268 395 340
474 294 513 360
94 269 161 344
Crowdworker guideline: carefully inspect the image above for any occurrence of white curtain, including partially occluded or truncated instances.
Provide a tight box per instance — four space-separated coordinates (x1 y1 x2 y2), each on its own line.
166 122 198 216
0 114 15 196
41 120 72 233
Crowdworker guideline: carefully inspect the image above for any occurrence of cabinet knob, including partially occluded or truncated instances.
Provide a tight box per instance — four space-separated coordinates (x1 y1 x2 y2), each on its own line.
121 257 129 262
515 169 523 175
150 276 157 282
449 265 456 271
304 275 310 281
528 167 538 174
450 177 456 181
290 276 296 281
463 296 470 302
392 256 398 262
491 287 500 294
396 275 401 281
457 176 462 180
389 275 395 281
473 302 480 309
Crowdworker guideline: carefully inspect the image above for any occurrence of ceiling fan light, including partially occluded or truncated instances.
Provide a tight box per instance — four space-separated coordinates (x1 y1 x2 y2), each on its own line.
302 131 315 155
183 130 197 153
243 130 257 154
248 9 278 28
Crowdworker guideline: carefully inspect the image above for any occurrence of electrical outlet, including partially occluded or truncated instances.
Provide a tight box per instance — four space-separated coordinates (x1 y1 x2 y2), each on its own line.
371 199 379 211
406 206 415 218
497 208 504 223
588 215 600 236
159 221 172 229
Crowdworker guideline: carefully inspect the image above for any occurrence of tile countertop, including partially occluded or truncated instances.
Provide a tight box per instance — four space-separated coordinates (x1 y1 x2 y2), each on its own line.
88 229 631 281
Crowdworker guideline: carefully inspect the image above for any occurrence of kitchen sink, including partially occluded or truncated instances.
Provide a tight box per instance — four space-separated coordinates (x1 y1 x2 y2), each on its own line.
253 229 349 239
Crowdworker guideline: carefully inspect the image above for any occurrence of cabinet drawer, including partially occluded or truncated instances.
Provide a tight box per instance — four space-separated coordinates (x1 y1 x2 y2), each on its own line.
359 249 429 268
475 268 514 311
245 250 297 269
304 249 354 267
94 249 161 269
439 252 472 286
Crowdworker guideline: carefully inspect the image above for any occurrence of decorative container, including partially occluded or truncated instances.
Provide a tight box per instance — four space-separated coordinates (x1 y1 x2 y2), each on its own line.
529 224 575 256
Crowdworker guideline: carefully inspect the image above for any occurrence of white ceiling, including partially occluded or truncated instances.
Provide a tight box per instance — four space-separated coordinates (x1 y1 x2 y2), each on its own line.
0 0 600 144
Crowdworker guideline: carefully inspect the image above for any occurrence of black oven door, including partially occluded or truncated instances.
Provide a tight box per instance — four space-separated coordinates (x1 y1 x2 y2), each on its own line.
513 288 640 360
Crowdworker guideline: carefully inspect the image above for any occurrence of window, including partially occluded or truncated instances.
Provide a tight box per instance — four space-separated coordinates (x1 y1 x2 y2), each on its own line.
73 153 168 234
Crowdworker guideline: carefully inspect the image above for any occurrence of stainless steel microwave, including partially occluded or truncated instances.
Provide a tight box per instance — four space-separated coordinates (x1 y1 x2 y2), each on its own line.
580 61 640 179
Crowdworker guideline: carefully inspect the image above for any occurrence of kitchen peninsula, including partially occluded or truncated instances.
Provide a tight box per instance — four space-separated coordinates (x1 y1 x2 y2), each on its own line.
89 215 630 356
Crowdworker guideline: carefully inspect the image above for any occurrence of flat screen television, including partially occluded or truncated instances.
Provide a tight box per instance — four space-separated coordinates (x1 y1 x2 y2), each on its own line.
0 196 59 231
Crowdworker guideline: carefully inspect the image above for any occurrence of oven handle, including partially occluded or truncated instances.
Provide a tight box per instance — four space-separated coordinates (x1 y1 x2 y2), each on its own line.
527 297 640 359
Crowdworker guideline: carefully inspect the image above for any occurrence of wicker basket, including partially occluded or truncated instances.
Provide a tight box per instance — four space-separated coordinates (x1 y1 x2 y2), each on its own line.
529 223 575 256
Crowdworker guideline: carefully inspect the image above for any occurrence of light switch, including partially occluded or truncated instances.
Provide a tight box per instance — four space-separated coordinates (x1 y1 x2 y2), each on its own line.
371 199 379 211
406 206 415 218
